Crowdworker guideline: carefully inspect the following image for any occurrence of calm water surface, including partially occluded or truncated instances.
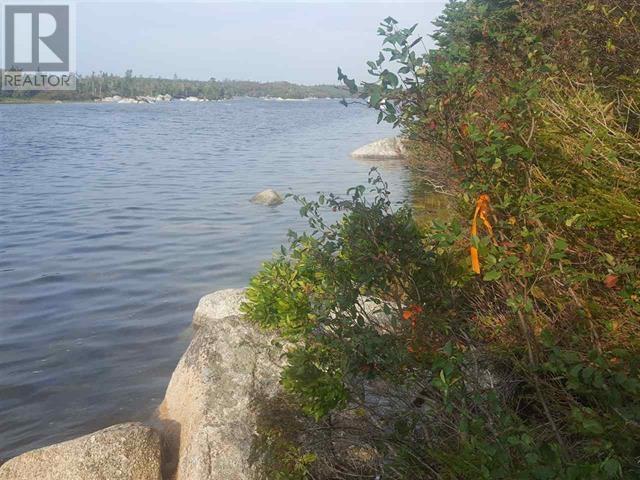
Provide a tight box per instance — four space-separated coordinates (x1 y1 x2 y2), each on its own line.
0 99 407 459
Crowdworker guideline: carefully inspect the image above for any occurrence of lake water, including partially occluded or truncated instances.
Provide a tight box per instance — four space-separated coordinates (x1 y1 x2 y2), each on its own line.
0 99 408 459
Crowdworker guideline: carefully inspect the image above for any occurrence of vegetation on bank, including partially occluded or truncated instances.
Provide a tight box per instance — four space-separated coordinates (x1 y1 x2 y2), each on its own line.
244 0 639 478
0 70 346 103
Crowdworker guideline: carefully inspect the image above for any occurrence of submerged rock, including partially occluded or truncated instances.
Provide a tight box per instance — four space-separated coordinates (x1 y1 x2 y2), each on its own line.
157 290 284 480
350 137 406 159
0 423 162 480
250 189 284 206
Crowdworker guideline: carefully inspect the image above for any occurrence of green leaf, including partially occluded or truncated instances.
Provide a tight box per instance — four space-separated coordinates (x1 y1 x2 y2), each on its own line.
506 144 525 156
383 71 399 88
582 418 604 434
369 89 382 106
409 37 423 49
553 238 568 251
483 270 502 281
601 458 621 477
344 78 358 94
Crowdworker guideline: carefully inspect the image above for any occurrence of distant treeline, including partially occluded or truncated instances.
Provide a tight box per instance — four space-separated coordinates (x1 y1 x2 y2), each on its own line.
0 70 348 102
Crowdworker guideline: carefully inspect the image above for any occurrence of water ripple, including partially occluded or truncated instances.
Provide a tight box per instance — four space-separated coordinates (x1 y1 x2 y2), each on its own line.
0 98 407 459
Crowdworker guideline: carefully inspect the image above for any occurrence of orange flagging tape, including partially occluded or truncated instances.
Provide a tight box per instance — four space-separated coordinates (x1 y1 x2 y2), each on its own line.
470 194 492 274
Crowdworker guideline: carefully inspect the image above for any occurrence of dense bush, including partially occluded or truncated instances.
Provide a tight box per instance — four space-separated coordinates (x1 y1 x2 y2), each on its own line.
243 173 452 419
245 1 640 478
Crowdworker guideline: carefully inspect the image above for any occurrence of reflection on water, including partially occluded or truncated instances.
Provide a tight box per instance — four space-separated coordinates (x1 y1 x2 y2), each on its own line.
0 99 407 458
352 157 406 171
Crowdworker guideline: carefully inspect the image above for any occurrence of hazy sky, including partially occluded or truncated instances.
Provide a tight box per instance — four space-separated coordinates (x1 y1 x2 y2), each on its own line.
76 2 447 84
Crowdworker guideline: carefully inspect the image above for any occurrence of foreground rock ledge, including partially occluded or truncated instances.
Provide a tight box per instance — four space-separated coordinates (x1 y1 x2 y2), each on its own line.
350 137 406 159
0 290 406 480
0 423 162 480
158 289 284 480
192 288 246 328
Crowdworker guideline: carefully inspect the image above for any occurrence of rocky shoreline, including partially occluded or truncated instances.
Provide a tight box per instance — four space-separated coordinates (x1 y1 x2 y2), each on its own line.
98 94 210 104
0 288 283 480
0 138 406 479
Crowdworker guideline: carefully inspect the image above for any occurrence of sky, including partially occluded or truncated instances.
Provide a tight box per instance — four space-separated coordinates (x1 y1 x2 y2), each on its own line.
76 1 447 84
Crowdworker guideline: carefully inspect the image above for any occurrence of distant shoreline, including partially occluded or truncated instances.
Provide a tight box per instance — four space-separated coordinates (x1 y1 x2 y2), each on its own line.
0 95 343 105
0 73 349 105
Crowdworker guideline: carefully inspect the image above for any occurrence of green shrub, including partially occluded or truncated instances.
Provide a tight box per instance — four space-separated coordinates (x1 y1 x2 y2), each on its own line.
243 171 453 421
245 1 639 477
242 256 316 338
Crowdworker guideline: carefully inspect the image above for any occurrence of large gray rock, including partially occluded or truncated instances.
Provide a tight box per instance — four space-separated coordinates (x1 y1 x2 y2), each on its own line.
157 306 284 480
350 137 406 159
192 288 246 328
250 189 284 206
0 423 162 480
